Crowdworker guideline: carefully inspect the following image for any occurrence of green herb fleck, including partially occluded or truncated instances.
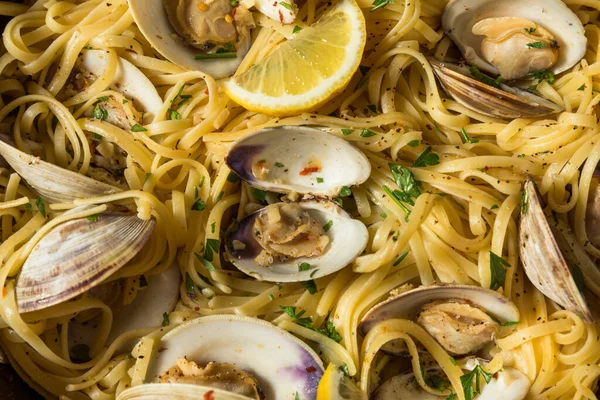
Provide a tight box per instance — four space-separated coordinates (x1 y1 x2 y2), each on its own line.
204 239 220 262
340 186 352 197
341 129 354 136
323 220 333 232
469 65 504 89
360 129 376 137
527 41 547 49
92 104 108 120
192 198 206 211
185 273 197 299
408 140 420 147
321 320 342 342
310 269 319 278
162 312 170 326
131 124 147 132
268 294 275 300
35 197 46 218
97 96 109 102
460 128 479 144
227 172 240 183
87 214 99 222
92 133 103 141
216 191 224 201
24 203 32 212
370 0 394 12
275 162 284 168
382 185 411 222
491 204 499 210
211 222 216 233
524 27 537 34
298 262 311 272
490 251 510 290
195 52 237 59
529 70 555 89
168 109 181 120
460 365 494 400
521 190 529 215
389 163 421 197
486 312 520 327
139 275 148 288
293 25 302 34
83 45 93 50
301 280 318 294
366 104 377 113
393 252 408 266
412 146 440 167
317 177 324 183
252 188 267 203
279 1 293 10
450 356 457 366
339 364 350 376
195 253 215 271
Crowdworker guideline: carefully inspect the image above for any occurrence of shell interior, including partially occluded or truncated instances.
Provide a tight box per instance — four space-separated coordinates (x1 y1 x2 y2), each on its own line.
429 59 562 119
226 126 371 197
359 284 520 337
143 315 324 399
127 0 249 79
16 213 155 313
69 263 181 354
82 50 163 118
0 139 122 204
442 0 586 76
519 177 593 322
225 201 368 282
117 383 254 400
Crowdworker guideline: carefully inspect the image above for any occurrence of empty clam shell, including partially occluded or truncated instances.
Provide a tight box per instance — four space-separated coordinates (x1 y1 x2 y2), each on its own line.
0 139 122 203
226 126 371 197
118 383 254 400
519 177 594 322
225 200 368 282
429 59 563 119
16 213 155 313
142 315 323 399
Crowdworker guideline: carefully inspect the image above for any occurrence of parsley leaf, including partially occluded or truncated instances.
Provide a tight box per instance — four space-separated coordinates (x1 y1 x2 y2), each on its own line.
408 139 420 147
341 129 354 136
340 186 352 197
320 321 342 343
301 280 318 294
252 188 267 203
204 239 220 262
168 109 181 120
35 197 46 218
292 25 302 34
97 96 109 102
490 251 510 290
520 190 529 215
412 146 440 167
460 128 479 144
370 0 393 12
486 312 520 327
382 185 411 222
195 253 215 271
360 129 376 137
279 1 293 10
131 124 147 132
280 306 314 328
185 272 197 300
87 214 99 222
388 163 421 197
491 204 499 210
92 105 108 120
393 252 408 266
192 198 206 211
529 70 555 89
162 312 170 326
339 364 350 376
298 262 311 271
323 220 333 232
527 41 547 48
469 65 503 89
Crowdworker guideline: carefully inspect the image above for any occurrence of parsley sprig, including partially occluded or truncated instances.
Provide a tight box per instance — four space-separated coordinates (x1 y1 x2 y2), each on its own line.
280 306 342 342
490 251 510 290
412 146 440 167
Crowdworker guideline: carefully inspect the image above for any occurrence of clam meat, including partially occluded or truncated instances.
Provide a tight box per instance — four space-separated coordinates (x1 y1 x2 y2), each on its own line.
225 200 368 282
359 285 519 356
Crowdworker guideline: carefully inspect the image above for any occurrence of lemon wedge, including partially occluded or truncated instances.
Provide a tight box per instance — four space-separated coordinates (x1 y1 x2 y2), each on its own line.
317 364 366 400
223 0 366 115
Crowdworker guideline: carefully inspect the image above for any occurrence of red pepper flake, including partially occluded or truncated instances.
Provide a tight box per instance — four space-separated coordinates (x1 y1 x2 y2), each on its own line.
204 88 209 95
278 10 284 23
299 166 320 176
204 390 215 400
1 287 5 297
306 365 317 373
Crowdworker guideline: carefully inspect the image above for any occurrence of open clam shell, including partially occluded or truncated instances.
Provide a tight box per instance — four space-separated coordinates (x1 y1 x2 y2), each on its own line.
118 383 254 400
82 50 163 118
128 0 251 79
225 200 368 282
442 0 586 77
69 263 180 354
519 177 594 322
0 139 122 203
16 212 155 313
359 285 519 355
141 315 323 399
429 59 562 119
226 126 371 197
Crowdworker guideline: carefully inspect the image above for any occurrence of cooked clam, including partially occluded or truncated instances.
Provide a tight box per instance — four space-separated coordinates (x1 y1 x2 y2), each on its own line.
69 263 180 356
128 0 254 78
16 210 155 313
0 139 122 203
429 59 563 119
225 200 368 282
129 315 323 399
226 126 371 197
442 0 586 79
359 285 519 356
519 177 598 322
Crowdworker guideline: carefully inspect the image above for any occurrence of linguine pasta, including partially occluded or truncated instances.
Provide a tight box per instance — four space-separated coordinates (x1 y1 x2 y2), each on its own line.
0 0 599 399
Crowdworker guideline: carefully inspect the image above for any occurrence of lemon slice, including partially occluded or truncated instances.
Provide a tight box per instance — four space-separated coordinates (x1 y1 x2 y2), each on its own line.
223 0 366 115
317 364 366 400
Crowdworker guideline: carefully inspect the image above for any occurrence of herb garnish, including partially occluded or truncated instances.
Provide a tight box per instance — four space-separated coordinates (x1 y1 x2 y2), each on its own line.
422 368 446 391
211 222 216 233
460 128 479 144
341 129 354 135
524 27 537 34
168 109 181 120
252 188 267 203
185 273 197 299
162 312 170 326
412 146 440 167
131 124 147 132
195 52 237 59
87 214 99 222
275 162 284 168
389 163 421 197
360 129 376 137
340 186 352 197
280 306 342 342
490 251 510 290
301 280 318 294
491 204 499 210
408 140 420 147
460 365 494 400
36 197 46 218
393 252 408 266
317 177 324 183
279 1 293 10
92 104 108 120
97 96 109 102
323 220 333 232
299 263 311 271
529 69 555 89
292 25 302 34
192 198 206 211
520 190 529 215
486 312 520 327
195 253 215 271
526 41 547 48
370 0 393 12
469 65 503 89
204 239 220 262
139 275 148 288
339 364 350 376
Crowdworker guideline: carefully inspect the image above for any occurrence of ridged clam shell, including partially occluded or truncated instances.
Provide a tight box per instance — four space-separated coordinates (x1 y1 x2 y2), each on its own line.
519 177 593 322
142 315 323 398
429 59 563 119
0 140 121 203
16 213 155 313
225 200 368 282
117 383 254 400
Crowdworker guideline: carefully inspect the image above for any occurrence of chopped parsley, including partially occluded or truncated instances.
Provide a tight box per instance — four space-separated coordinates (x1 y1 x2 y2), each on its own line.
35 197 46 218
526 41 547 48
340 186 352 197
87 214 99 222
529 69 555 89
211 222 216 233
227 172 240 183
168 109 181 120
486 312 520 327
310 269 319 278
491 204 499 210
382 185 412 221
279 1 293 10
460 365 494 400
216 191 224 201
341 129 354 136
317 177 324 183
412 146 440 167
144 172 152 183
292 25 302 34
195 52 237 59
162 312 170 326
393 252 408 266
490 251 510 290
469 65 503 89
323 220 333 232
321 320 342 342
298 262 311 271
185 273 197 300
572 264 585 292
97 96 109 102
195 253 215 271
460 128 479 144
275 162 284 168
360 129 376 137
301 280 318 294
422 368 446 392
370 0 393 12
252 188 267 203
389 163 421 197
521 190 529 215
280 306 314 327
92 104 108 120
268 294 275 300
408 139 420 147
223 42 236 52
204 239 220 262
131 124 147 132
92 133 103 141
449 356 457 366
339 364 350 376
524 27 537 34
366 104 377 113
230 0 239 5
83 45 93 50
192 198 206 211
139 275 148 288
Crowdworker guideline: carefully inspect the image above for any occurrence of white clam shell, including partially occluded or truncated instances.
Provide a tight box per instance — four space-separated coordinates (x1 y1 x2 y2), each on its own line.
226 126 371 197
0 139 121 203
142 315 324 399
69 263 181 354
118 383 254 400
519 177 594 322
127 0 250 78
442 0 586 77
81 50 163 118
16 212 155 313
225 200 368 282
